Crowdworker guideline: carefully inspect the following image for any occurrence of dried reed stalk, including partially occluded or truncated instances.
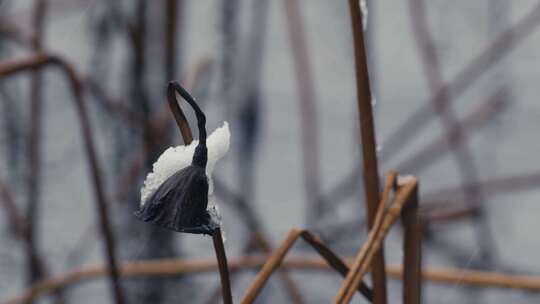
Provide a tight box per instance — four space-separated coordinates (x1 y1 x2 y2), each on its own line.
401 181 421 304
335 177 418 303
240 229 372 304
347 0 387 302
241 172 399 303
333 172 396 302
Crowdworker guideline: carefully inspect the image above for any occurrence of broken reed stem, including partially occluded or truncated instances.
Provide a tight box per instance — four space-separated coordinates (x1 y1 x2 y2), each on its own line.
0 53 125 304
401 182 422 304
347 0 387 302
253 234 309 304
335 178 418 303
239 230 300 304
167 84 232 304
334 173 399 303
240 229 372 304
8 255 540 304
284 0 322 226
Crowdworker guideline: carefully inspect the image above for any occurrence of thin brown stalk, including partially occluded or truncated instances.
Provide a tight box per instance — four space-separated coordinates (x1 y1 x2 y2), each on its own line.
241 229 372 304
250 233 306 304
401 182 421 304
334 173 403 303
212 228 233 304
283 0 322 225
0 53 125 304
347 0 387 302
335 178 418 303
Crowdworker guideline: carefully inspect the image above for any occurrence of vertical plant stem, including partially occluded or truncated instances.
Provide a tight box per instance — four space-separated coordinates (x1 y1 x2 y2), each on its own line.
347 0 387 303
25 0 47 287
283 0 322 226
401 183 422 304
212 228 233 304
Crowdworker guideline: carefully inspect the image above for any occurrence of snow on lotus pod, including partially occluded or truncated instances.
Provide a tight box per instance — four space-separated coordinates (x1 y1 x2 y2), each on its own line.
135 82 229 235
139 122 230 205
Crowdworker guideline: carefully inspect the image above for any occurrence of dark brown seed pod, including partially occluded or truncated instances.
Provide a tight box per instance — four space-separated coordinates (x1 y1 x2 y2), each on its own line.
134 82 218 235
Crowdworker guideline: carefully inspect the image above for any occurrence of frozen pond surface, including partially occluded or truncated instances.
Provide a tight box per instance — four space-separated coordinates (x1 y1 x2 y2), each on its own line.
1 0 540 303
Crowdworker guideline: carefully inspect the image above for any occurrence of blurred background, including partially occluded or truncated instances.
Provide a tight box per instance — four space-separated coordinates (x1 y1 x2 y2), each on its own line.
1 0 540 303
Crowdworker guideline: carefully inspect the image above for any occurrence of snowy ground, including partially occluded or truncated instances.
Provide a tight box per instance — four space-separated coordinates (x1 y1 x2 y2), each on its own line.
1 0 540 303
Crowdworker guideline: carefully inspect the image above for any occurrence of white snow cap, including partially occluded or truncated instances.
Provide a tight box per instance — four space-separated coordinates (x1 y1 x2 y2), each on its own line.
140 121 230 205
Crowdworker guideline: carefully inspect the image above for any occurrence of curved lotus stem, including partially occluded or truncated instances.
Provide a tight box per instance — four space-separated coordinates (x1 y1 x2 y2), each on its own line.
167 81 207 167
